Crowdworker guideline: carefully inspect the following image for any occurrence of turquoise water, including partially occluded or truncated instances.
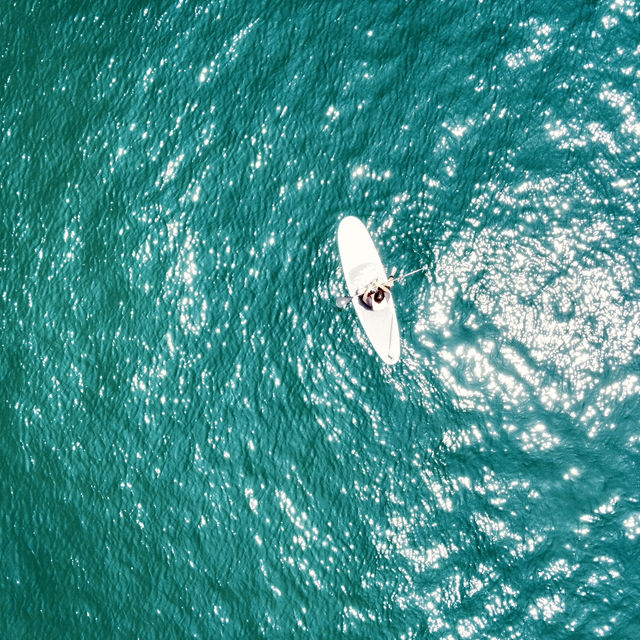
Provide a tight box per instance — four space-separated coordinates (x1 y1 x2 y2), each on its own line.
2 0 640 637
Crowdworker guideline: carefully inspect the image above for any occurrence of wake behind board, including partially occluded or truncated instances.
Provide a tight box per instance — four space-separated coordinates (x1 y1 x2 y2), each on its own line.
337 216 401 365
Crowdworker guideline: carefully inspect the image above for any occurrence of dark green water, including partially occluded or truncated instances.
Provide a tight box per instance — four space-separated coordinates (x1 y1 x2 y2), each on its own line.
2 0 639 637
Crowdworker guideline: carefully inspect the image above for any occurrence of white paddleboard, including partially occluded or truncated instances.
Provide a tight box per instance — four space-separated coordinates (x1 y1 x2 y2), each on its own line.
337 216 401 365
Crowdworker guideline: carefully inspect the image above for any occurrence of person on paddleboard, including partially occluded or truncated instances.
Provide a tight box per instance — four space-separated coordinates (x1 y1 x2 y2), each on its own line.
359 268 397 310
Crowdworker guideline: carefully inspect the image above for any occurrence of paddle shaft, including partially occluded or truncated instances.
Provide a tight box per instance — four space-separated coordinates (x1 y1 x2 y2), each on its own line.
393 264 429 283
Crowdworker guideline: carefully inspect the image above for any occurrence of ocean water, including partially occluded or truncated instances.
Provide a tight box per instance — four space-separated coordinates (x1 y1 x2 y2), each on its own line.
2 0 639 637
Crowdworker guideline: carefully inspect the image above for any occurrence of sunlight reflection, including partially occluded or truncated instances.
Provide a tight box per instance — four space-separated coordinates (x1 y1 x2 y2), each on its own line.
420 202 640 431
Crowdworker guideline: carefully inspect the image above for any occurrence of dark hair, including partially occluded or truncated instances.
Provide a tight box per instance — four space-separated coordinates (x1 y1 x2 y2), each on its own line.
374 289 385 303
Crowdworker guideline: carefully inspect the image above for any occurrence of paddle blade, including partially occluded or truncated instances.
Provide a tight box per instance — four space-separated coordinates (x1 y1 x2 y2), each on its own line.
335 296 353 309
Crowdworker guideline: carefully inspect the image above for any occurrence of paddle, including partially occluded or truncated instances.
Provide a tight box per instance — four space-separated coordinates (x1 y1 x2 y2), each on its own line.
335 293 360 309
336 264 428 309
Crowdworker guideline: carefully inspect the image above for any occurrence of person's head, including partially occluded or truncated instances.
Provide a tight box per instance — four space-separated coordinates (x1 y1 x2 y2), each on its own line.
374 289 385 303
